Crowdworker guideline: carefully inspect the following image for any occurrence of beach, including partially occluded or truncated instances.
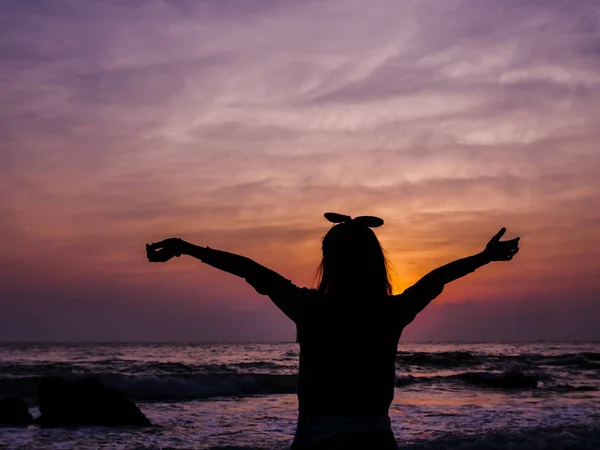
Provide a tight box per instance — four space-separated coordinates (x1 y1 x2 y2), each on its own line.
1 342 599 449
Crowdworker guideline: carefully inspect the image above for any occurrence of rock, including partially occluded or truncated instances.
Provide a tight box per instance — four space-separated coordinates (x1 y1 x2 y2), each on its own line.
37 376 151 427
0 396 33 426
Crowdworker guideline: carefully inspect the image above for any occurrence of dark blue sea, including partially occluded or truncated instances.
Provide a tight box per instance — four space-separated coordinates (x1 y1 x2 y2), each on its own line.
1 342 599 449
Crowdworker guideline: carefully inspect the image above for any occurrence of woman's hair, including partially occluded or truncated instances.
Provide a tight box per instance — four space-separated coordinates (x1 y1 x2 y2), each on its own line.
315 221 392 297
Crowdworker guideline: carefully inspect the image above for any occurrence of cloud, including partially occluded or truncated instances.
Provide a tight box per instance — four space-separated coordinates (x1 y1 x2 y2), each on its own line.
0 0 599 340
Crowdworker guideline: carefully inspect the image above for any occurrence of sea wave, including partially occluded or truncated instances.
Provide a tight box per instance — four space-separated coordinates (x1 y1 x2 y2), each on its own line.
394 366 542 389
2 365 597 404
396 351 477 367
1 351 598 380
395 364 598 391
0 360 293 378
0 373 298 403
545 354 600 368
395 351 600 369
105 373 297 400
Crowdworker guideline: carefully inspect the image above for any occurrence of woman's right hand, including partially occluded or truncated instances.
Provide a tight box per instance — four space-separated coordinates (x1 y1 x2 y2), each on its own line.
146 238 187 262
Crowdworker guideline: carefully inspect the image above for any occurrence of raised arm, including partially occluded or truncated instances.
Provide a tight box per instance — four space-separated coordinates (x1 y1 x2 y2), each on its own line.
146 238 308 321
399 228 520 325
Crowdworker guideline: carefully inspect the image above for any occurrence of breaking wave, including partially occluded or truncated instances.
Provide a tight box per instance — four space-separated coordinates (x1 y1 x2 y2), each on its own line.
395 351 600 369
0 373 298 402
395 364 597 391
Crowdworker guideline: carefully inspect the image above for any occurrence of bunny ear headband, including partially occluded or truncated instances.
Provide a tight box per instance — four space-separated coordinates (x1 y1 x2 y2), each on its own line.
324 212 384 228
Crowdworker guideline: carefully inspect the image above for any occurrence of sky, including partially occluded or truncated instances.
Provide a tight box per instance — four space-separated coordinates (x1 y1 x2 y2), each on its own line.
1 0 599 342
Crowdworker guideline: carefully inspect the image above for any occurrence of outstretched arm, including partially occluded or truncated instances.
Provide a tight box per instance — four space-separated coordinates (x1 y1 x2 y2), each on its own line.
146 238 271 284
146 238 308 320
399 228 520 325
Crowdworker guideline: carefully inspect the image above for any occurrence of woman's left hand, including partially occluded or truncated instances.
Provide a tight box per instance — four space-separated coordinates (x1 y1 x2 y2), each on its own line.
483 228 520 262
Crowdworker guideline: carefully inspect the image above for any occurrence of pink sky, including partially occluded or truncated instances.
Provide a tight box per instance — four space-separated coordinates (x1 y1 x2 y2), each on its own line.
1 0 599 341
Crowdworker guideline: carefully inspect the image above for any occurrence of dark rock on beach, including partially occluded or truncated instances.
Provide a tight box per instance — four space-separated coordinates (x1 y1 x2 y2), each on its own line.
0 396 33 426
37 376 151 427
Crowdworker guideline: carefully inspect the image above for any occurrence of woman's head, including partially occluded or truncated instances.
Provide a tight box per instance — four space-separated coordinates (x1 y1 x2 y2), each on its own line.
316 215 392 298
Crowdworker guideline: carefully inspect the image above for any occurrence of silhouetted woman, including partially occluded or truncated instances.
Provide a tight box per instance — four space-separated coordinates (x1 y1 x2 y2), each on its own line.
146 212 520 449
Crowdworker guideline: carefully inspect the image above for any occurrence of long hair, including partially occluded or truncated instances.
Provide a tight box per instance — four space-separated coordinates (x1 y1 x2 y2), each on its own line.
315 221 392 298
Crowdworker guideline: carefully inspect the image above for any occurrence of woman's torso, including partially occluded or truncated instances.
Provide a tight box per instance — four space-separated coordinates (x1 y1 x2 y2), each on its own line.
293 295 404 446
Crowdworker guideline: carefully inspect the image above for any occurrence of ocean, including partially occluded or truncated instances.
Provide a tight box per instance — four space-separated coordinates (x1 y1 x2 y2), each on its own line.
0 342 599 449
